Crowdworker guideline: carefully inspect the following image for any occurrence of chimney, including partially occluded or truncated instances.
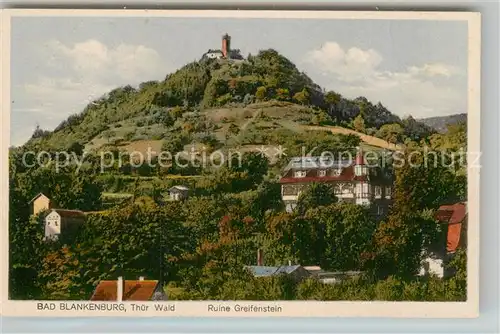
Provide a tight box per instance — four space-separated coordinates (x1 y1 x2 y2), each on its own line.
117 276 124 302
257 249 263 266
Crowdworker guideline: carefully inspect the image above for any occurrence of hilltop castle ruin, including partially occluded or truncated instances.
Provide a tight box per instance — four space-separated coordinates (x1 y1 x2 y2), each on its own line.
202 33 243 60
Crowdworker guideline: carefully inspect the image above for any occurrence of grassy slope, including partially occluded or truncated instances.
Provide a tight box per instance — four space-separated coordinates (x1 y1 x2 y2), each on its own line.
81 101 398 158
304 125 403 151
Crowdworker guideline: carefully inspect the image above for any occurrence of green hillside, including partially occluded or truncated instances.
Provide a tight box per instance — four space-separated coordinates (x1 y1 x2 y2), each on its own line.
10 45 468 302
25 49 434 154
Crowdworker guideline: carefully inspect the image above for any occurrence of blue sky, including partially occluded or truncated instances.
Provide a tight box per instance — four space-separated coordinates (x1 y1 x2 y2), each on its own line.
10 17 468 146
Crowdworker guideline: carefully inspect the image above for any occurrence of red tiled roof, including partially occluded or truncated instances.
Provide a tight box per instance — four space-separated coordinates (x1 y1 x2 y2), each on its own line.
435 202 467 253
90 280 159 301
52 209 85 219
436 203 467 225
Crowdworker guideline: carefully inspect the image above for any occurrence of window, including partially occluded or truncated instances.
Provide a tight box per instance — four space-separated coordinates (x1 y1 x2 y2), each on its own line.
55 221 58 226
318 170 326 177
377 206 384 215
331 168 341 176
294 171 306 178
385 186 392 198
360 183 369 198
375 186 382 197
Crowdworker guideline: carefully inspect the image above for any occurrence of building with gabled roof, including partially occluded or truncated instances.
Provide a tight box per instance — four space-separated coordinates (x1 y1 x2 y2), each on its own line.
420 202 468 278
29 192 52 216
44 208 85 241
279 147 393 214
168 185 189 201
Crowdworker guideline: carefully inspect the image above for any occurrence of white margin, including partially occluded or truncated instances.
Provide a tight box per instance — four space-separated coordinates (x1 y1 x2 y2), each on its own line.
0 9 481 318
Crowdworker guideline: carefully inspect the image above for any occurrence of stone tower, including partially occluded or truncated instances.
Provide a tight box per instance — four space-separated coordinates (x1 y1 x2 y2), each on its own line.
222 33 231 58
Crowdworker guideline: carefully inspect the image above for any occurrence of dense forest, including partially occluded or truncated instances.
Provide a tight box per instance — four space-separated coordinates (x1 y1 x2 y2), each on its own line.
9 49 468 301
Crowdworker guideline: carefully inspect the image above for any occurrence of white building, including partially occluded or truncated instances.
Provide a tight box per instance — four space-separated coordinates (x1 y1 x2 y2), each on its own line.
168 185 189 201
279 148 393 213
419 202 467 278
203 50 224 59
44 209 85 241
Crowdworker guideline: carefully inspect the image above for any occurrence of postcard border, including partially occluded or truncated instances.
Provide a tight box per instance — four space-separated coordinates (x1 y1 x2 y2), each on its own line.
0 9 481 318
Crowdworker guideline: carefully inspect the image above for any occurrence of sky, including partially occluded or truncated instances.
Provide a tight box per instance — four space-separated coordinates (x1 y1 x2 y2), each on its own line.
10 16 468 146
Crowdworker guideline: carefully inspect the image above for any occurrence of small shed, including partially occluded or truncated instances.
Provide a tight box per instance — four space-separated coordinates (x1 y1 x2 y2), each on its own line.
168 185 189 201
44 209 85 241
29 193 52 216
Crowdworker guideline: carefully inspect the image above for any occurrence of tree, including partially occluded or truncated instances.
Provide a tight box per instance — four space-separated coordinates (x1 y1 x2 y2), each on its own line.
324 91 341 105
293 88 310 105
31 124 50 139
102 130 115 143
306 203 376 270
9 214 48 299
14 165 102 212
162 135 185 156
296 183 337 215
376 123 404 144
353 114 366 133
403 116 434 142
255 86 267 101
367 149 452 279
276 88 290 101
311 112 331 125
228 123 240 137
67 142 85 156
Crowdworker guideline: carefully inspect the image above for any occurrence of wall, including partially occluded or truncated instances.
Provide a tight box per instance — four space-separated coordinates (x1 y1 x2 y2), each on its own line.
45 212 61 238
33 196 50 216
419 256 444 278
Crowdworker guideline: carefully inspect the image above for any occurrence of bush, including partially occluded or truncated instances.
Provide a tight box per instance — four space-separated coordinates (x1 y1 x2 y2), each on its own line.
124 131 136 141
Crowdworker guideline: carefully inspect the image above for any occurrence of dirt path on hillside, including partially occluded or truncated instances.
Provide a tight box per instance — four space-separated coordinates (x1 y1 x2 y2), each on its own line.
303 125 404 151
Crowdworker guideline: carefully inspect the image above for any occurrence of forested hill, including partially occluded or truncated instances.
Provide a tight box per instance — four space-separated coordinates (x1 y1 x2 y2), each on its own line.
25 49 434 152
419 114 467 133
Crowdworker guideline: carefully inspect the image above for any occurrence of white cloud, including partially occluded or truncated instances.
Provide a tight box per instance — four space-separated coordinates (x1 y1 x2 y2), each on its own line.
304 42 466 118
305 42 382 82
12 39 170 145
407 63 458 78
47 39 168 84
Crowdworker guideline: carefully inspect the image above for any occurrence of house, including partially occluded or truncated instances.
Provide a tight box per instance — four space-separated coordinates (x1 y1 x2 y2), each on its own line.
202 33 243 61
419 202 467 278
29 193 52 216
168 185 189 201
44 209 85 241
203 49 224 59
90 276 168 301
245 265 311 282
279 147 393 213
245 249 310 282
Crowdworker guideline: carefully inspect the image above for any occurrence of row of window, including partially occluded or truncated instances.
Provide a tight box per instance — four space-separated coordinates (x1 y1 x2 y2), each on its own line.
374 186 392 197
294 169 341 178
282 184 392 198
